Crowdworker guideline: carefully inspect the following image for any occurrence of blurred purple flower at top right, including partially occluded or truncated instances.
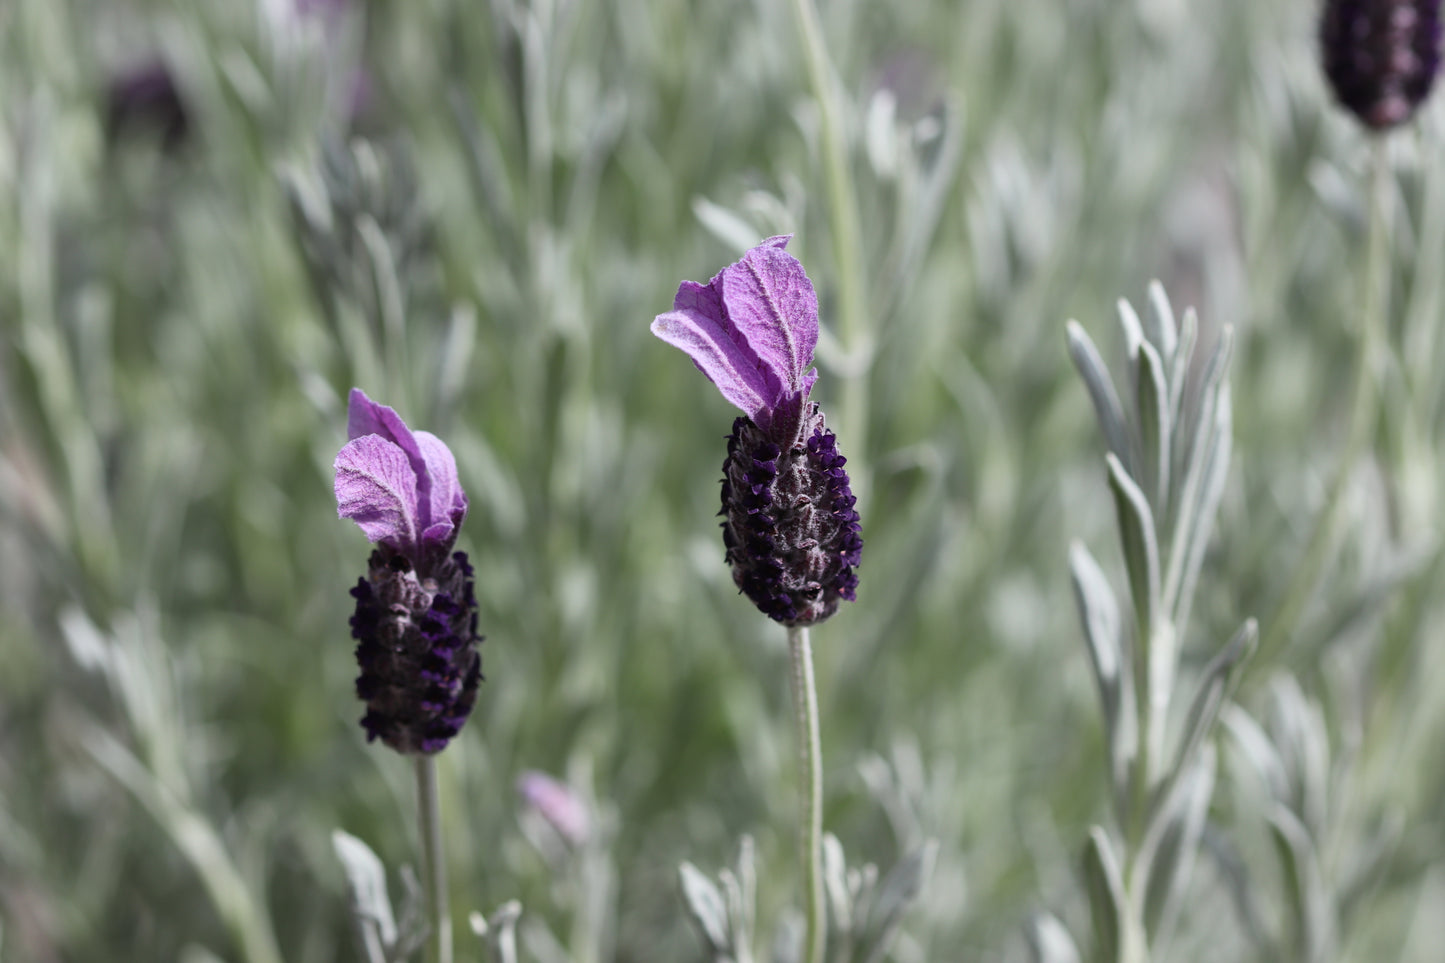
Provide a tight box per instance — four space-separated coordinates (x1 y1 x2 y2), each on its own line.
1321 0 1442 130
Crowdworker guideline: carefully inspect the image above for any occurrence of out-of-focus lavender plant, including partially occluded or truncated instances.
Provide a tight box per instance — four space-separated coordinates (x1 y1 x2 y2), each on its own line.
1216 668 1433 962
1036 286 1257 963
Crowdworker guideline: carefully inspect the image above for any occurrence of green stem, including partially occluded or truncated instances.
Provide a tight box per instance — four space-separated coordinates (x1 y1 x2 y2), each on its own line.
790 0 871 504
416 755 452 963
788 625 825 963
1258 138 1391 668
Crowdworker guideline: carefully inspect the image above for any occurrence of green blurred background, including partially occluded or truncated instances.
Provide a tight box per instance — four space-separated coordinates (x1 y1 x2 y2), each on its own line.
4 0 1445 960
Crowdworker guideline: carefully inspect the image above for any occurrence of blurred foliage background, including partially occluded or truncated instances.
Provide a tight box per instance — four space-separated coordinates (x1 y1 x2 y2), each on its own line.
3 0 1445 960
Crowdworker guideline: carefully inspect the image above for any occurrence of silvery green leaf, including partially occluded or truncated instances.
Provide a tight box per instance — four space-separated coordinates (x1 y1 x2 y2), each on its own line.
1166 620 1257 794
1025 912 1081 963
1162 327 1233 626
1267 805 1337 963
693 196 763 254
393 867 428 963
1066 321 1132 472
1068 541 1137 802
1141 745 1216 944
864 87 899 178
857 841 939 963
1301 539 1436 666
1135 340 1171 514
1168 308 1198 429
680 862 733 956
332 830 397 963
772 914 803 963
1267 676 1331 837
729 836 758 957
1106 453 1160 640
823 834 853 936
1082 827 1127 963
1145 281 1179 362
1116 297 1146 362
1171 385 1231 636
178 947 227 963
1221 704 1289 801
1337 808 1404 922
470 901 523 963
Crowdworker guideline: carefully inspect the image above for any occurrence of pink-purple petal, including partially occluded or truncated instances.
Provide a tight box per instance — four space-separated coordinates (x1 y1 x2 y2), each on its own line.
716 241 819 395
414 430 466 539
347 388 439 532
652 300 775 421
335 435 418 547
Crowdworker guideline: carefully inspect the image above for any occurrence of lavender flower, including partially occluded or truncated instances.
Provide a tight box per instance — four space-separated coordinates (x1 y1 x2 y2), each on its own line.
516 771 592 847
652 236 862 626
1321 0 1442 129
334 389 482 754
105 61 190 150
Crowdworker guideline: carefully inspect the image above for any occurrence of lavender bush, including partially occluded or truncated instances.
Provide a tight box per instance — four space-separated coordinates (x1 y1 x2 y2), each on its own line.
3 0 1445 962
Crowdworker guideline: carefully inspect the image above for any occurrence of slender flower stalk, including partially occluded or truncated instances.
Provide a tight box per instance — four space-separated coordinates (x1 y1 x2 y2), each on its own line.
416 756 452 963
653 237 861 963
787 626 824 963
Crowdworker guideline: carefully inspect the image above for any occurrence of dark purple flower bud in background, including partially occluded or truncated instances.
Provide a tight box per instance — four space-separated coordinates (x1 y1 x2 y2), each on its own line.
516 771 592 847
652 237 862 626
105 61 190 151
1321 0 1442 130
335 389 482 754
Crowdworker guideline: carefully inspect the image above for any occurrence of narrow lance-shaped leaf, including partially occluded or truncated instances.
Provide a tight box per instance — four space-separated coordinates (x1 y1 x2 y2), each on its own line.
1106 453 1161 646
1168 308 1198 432
1162 326 1234 623
1117 297 1147 363
332 830 396 963
1165 619 1257 798
1172 385 1232 637
1135 339 1172 519
1069 541 1138 806
1067 321 1133 473
858 841 939 963
679 863 733 958
1146 280 1179 362
1268 805 1337 963
1141 746 1217 943
1082 827 1128 963
1026 912 1082 963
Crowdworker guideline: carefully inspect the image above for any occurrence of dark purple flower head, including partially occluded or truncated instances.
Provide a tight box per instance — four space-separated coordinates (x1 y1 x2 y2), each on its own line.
105 61 190 151
651 235 819 447
334 389 481 755
653 239 861 626
1321 0 1442 130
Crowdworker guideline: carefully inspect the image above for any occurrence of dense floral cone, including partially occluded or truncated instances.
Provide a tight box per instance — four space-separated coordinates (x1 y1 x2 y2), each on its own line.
350 547 482 754
721 406 862 625
335 388 483 754
1321 0 1442 129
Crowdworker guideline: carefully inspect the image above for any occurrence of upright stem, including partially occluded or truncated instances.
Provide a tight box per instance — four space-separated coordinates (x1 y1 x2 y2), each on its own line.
787 626 825 963
416 755 452 963
1259 138 1391 668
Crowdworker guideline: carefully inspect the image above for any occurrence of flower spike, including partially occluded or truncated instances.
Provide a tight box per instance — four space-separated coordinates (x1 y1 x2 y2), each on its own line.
653 239 860 625
334 389 482 754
